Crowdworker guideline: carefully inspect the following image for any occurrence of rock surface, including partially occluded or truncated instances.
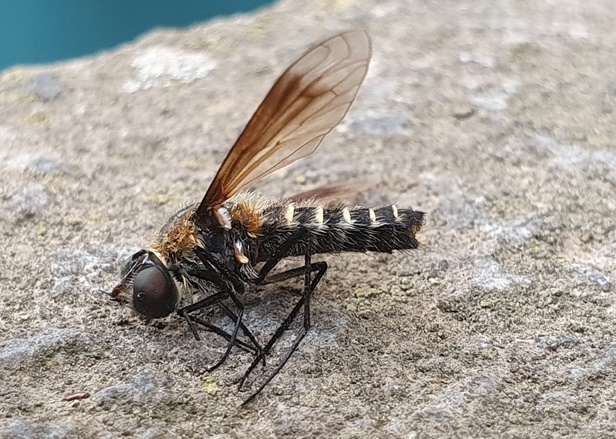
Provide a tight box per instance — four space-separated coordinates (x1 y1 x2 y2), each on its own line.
1 0 615 437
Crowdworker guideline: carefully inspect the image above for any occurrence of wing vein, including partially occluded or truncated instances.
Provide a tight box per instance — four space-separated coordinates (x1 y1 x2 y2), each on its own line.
196 30 372 223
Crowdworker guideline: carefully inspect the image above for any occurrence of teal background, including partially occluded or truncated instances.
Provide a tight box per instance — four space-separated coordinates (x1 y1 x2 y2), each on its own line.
0 0 272 72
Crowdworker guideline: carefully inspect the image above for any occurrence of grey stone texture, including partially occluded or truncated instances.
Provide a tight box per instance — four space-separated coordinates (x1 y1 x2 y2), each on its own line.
1 0 615 437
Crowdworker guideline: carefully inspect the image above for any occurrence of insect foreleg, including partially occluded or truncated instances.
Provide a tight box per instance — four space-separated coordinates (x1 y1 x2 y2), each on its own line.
178 290 227 340
177 246 262 370
182 264 258 351
185 314 259 355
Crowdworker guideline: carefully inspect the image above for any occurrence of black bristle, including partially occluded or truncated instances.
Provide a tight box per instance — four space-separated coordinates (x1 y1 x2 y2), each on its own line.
257 203 425 261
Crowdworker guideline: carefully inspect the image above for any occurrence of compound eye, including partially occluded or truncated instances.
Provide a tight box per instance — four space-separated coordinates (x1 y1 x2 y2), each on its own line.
132 266 178 318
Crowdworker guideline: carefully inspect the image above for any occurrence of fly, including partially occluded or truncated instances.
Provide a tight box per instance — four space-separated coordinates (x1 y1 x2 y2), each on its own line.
110 30 425 404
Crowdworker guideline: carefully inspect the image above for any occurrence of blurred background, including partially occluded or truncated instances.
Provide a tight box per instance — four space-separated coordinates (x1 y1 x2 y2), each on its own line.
0 0 273 72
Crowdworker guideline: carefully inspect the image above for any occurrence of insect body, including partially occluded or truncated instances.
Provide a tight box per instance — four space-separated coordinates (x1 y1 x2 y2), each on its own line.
110 30 425 403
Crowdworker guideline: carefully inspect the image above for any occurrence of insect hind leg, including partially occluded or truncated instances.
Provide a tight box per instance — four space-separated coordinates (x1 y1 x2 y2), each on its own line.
240 234 327 405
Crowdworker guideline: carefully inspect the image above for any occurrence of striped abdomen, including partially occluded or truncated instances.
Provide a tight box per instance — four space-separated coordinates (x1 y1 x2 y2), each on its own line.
256 204 425 261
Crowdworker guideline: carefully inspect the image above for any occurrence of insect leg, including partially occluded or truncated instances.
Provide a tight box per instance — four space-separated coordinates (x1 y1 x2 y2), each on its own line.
258 263 326 286
238 227 319 371
187 314 258 355
182 268 260 353
216 301 265 365
245 263 327 372
241 261 327 405
239 228 328 404
178 293 261 357
178 290 228 340
189 246 263 370
238 229 320 382
255 229 310 283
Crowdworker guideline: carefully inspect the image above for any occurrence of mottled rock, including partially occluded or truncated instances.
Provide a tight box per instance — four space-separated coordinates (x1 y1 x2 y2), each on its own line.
30 72 62 101
1 0 616 437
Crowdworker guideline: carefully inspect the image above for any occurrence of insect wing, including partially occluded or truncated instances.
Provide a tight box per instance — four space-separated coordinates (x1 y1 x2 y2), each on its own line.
197 30 371 219
288 178 377 206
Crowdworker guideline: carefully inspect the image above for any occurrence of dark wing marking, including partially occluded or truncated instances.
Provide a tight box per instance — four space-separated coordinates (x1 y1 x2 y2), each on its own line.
196 30 371 222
